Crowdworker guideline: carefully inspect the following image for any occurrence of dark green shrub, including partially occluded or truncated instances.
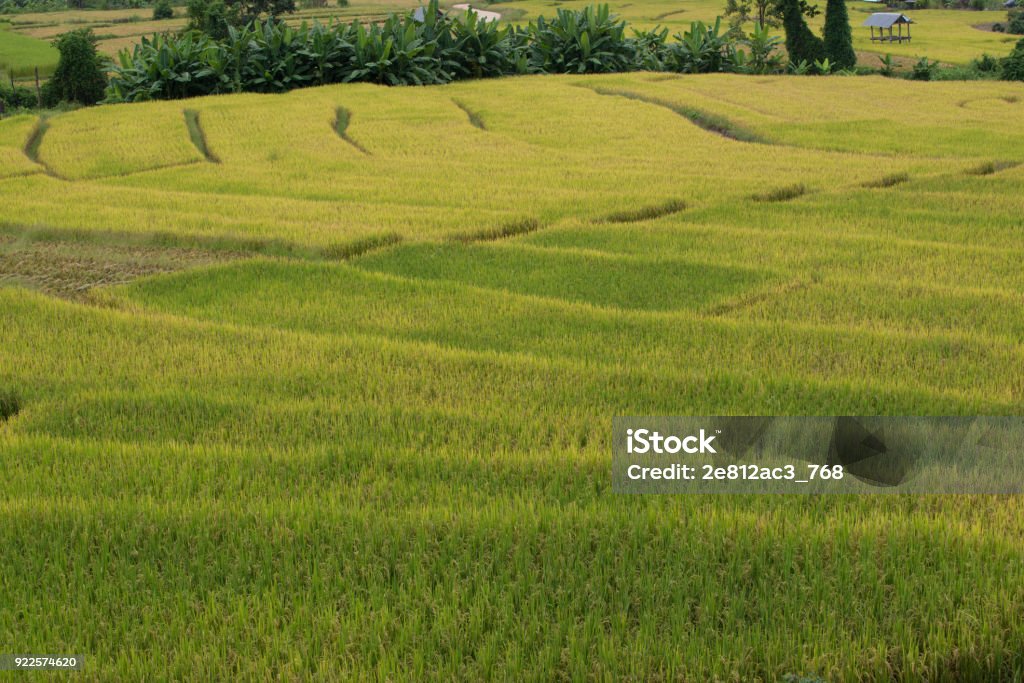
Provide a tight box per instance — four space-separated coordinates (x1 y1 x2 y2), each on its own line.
972 53 1000 72
0 390 20 423
909 56 936 80
0 85 38 109
527 4 638 73
1002 37 1024 80
1008 10 1024 34
227 0 296 25
822 0 855 70
186 0 234 39
781 0 825 66
632 27 669 70
450 8 524 78
992 22 1004 32
153 0 174 19
41 29 108 106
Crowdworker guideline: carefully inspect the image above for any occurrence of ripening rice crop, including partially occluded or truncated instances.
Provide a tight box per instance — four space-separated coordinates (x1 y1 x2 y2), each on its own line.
2 72 1024 680
0 114 42 178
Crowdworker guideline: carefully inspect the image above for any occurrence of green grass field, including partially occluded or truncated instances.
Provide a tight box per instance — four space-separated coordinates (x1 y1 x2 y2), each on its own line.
1 73 1024 680
0 20 57 79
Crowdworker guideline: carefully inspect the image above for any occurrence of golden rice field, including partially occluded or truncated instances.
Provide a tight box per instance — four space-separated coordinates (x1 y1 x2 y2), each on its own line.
1 74 1024 680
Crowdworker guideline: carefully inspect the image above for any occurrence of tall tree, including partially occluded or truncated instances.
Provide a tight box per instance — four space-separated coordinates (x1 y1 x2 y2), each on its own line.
724 0 820 34
41 29 107 106
781 0 825 66
823 0 856 70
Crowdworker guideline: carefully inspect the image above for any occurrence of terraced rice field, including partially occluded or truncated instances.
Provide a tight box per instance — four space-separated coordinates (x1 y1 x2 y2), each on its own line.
1 74 1023 680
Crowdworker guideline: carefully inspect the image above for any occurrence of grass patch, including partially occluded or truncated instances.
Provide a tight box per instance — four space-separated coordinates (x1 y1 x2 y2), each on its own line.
861 172 909 189
587 86 768 143
751 183 807 202
353 241 772 311
600 199 686 223
333 106 369 154
452 98 486 131
966 160 1020 176
0 390 19 422
183 109 219 163
450 218 541 242
0 22 58 78
22 115 48 164
321 232 402 260
652 8 687 19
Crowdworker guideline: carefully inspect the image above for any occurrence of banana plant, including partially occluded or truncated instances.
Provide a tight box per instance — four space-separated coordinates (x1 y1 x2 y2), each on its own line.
450 8 516 78
739 22 783 75
665 18 729 74
527 4 637 73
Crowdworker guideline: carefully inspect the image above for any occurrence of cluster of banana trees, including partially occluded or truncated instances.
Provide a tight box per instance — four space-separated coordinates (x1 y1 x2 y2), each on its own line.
107 1 783 102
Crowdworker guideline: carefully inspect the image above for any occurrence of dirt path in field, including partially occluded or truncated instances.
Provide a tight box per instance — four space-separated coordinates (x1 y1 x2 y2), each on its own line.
451 4 502 21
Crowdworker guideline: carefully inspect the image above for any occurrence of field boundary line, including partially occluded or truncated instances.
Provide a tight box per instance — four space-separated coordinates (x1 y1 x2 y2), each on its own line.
581 85 769 143
22 115 59 178
451 98 486 131
704 277 811 316
333 107 370 155
448 218 542 243
184 109 220 163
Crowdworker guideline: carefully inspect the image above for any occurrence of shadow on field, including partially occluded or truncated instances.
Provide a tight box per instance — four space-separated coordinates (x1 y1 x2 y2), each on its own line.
0 390 20 423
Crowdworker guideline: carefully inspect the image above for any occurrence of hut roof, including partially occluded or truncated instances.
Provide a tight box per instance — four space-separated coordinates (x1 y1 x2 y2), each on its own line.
862 13 914 28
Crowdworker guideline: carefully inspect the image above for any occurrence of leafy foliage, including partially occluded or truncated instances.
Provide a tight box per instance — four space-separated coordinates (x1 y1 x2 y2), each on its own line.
526 4 636 73
1002 37 1024 80
723 0 819 34
822 0 855 71
878 53 896 76
781 0 825 66
107 3 791 101
739 21 784 73
450 8 526 78
910 56 937 81
152 0 174 19
0 84 38 109
186 0 233 40
41 29 108 106
1007 10 1024 35
663 18 733 73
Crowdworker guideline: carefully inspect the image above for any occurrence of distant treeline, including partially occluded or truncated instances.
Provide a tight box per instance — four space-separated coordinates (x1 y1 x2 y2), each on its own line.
107 2 792 102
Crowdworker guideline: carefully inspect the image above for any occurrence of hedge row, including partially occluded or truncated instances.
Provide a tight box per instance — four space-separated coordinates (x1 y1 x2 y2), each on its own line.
106 2 785 101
